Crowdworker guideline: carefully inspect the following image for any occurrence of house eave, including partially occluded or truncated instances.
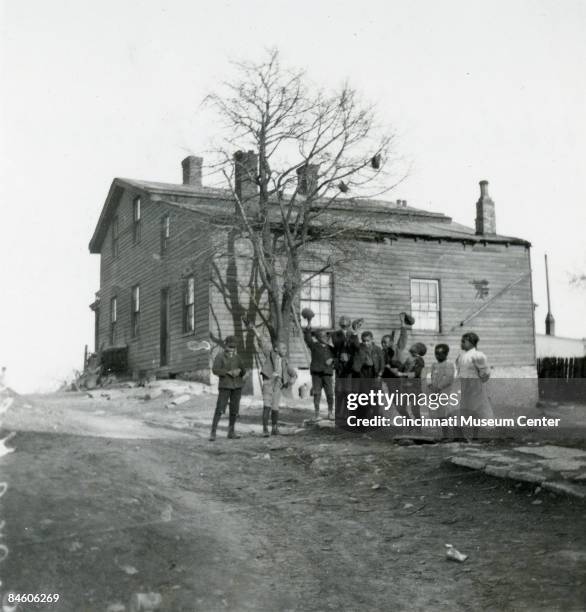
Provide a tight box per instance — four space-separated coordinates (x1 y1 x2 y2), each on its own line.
88 179 128 254
88 178 531 252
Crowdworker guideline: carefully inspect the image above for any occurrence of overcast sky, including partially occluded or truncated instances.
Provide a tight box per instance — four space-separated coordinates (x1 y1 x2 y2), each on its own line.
1 0 585 393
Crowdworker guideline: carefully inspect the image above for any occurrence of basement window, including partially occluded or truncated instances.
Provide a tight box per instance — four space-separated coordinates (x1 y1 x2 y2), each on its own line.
300 272 333 328
133 197 142 244
410 279 440 332
183 276 195 333
131 285 140 338
110 296 117 345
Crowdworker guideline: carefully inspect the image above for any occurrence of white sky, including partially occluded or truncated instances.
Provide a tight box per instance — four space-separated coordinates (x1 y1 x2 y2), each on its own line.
1 0 585 393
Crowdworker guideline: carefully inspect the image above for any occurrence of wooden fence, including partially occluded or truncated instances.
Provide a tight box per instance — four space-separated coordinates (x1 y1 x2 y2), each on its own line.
536 356 586 401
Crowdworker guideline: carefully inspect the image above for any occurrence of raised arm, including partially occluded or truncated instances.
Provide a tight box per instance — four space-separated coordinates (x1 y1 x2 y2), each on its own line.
302 325 316 349
348 319 363 350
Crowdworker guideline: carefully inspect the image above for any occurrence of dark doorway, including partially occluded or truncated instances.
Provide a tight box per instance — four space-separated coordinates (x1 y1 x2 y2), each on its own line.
160 288 170 367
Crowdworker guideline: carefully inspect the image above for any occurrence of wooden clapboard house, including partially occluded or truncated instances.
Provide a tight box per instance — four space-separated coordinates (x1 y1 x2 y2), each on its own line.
89 155 537 402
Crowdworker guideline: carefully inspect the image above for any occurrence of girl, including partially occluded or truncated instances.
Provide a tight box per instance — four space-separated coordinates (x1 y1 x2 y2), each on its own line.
456 332 493 440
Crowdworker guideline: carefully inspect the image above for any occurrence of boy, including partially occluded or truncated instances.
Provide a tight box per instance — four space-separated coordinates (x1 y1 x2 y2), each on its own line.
381 334 405 379
380 312 415 384
428 343 456 440
331 316 361 423
303 319 336 420
400 342 427 429
247 322 297 436
352 331 385 422
210 336 247 441
456 332 493 441
353 331 385 384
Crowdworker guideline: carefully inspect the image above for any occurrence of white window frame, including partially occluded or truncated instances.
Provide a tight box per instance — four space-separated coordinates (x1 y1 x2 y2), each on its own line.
300 271 333 329
410 278 440 332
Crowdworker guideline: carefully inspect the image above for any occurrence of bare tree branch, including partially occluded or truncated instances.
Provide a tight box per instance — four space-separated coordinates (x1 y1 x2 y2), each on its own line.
202 49 406 345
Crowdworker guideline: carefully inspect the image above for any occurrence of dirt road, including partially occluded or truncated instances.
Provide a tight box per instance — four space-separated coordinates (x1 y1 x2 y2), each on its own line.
1 390 585 611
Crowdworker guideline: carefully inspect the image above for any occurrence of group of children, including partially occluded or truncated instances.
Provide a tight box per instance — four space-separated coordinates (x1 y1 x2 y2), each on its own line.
303 311 494 440
209 310 493 442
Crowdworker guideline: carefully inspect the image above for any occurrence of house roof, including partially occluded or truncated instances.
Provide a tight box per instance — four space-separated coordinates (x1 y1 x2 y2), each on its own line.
88 177 530 253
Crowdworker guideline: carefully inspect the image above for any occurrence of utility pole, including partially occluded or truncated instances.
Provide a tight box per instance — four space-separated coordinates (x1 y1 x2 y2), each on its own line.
544 253 555 336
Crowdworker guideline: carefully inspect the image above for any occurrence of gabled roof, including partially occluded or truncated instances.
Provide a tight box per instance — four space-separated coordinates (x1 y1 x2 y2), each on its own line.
89 177 530 253
89 178 229 253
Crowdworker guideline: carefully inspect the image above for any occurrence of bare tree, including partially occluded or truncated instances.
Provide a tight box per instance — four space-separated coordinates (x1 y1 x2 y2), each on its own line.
203 49 404 347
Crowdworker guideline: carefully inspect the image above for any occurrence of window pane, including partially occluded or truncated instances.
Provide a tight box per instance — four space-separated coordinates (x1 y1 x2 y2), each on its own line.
189 305 195 331
186 277 195 304
428 281 437 300
411 280 419 301
323 304 332 327
411 279 440 331
429 312 439 331
299 272 333 327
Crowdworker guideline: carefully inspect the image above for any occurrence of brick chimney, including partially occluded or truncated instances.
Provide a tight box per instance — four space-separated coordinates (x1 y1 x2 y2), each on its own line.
475 180 496 235
234 150 258 201
182 156 203 187
296 164 320 196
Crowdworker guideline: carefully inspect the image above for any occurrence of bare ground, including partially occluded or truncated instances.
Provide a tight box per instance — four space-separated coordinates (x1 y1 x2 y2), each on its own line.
1 390 585 611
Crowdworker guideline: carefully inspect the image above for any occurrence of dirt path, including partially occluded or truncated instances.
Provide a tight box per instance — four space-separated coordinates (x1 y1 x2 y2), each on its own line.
1 392 585 611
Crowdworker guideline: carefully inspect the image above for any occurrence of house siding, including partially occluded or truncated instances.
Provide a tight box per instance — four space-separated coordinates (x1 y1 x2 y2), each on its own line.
209 237 535 369
330 238 535 367
208 234 537 405
96 189 211 379
92 188 537 407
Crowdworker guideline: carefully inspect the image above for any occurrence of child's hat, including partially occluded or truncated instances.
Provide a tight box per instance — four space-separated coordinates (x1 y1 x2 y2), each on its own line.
224 336 237 348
